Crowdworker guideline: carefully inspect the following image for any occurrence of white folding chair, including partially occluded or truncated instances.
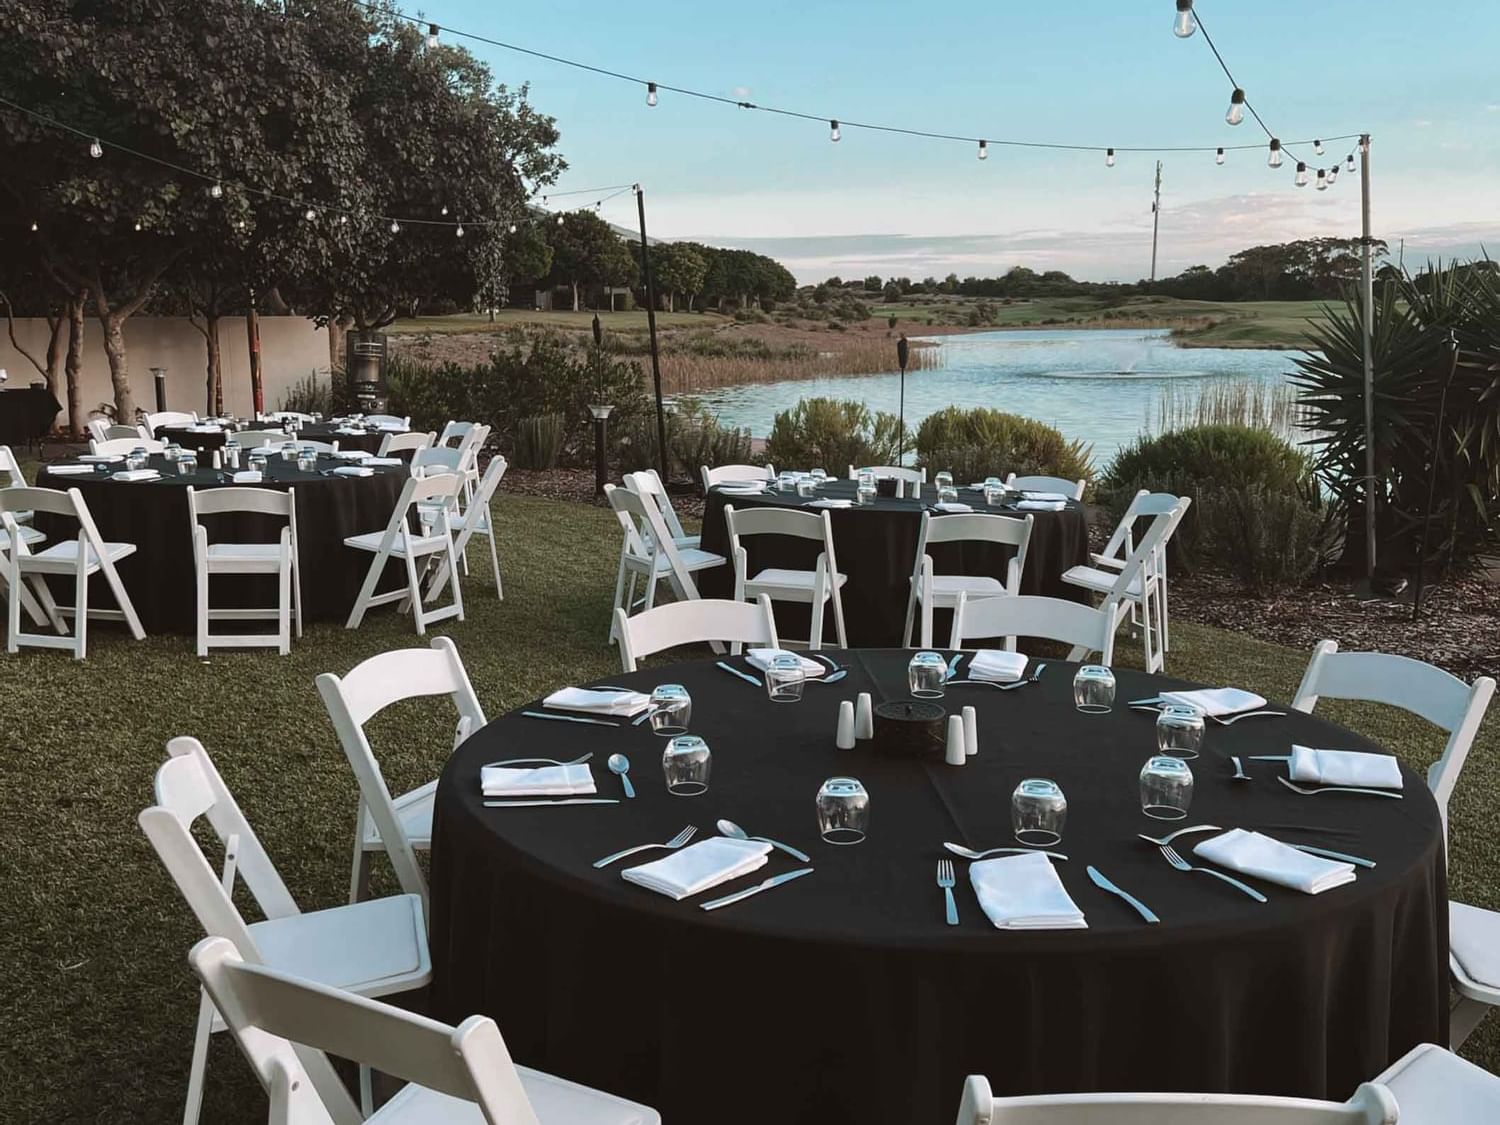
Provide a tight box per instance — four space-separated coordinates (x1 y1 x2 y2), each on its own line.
1005 472 1086 502
624 469 700 550
344 472 465 634
139 737 431 1125
616 594 778 672
413 425 486 514
0 445 32 522
424 455 506 603
851 464 926 498
316 636 485 906
90 435 166 456
377 430 436 457
146 410 199 436
1372 1041 1500 1122
189 935 661 1125
724 503 847 650
1067 489 1179 652
902 511 1033 647
437 419 477 449
86 418 110 444
186 486 302 656
701 463 775 492
953 1073 1396 1125
606 484 725 641
1 485 145 658
365 414 411 430
949 591 1118 664
1060 494 1190 674
234 429 291 449
0 483 53 628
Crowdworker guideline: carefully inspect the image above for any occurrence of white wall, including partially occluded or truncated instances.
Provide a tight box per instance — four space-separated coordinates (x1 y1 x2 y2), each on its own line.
0 315 331 426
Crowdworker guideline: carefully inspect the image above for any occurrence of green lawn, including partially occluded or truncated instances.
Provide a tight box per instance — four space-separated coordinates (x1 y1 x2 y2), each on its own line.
1 491 1495 1122
389 308 724 336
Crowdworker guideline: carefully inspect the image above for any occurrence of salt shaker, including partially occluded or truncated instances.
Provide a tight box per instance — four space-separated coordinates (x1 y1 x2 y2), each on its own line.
854 692 874 740
945 715 967 765
962 705 978 756
835 701 856 750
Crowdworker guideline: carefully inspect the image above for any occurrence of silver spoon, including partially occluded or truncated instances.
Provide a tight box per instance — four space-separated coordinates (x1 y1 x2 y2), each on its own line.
943 841 1069 862
807 669 849 684
607 753 635 799
716 818 811 862
1231 756 1251 782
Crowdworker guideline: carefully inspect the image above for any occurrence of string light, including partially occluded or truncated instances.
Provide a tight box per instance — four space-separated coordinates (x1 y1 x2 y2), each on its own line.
556 213 564 224
1314 138 1324 155
1215 146 1224 164
1224 88 1245 126
646 82 658 107
1327 164 1338 185
1105 147 1115 167
977 139 987 160
1295 161 1308 187
1346 152 1356 173
426 23 439 49
88 137 102 158
30 221 37 231
1316 168 1327 191
133 220 142 231
1173 0 1196 38
440 204 448 215
829 119 840 142
209 181 223 199
455 222 464 237
338 213 348 224
390 219 401 233
304 207 316 221
1267 139 1282 168
508 222 517 233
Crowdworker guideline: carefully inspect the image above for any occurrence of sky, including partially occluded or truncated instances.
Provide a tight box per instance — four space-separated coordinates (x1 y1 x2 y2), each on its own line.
434 0 1500 283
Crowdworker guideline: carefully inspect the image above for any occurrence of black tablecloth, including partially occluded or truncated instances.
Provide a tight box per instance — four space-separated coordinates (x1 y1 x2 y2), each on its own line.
0 386 62 443
34 453 408 633
429 652 1446 1125
157 422 395 455
698 480 1091 647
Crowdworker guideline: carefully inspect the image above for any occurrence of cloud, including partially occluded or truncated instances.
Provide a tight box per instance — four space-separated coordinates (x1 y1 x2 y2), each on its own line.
1487 104 1500 112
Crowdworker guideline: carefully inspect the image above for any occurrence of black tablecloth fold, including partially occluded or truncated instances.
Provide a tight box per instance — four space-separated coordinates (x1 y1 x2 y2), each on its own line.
0 386 63 443
428 652 1446 1124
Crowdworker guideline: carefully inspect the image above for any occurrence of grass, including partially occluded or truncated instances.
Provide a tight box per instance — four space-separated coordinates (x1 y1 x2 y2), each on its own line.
2 487 1496 1122
389 308 720 335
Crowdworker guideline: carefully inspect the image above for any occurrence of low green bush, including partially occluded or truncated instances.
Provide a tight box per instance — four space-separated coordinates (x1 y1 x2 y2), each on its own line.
764 397 901 472
615 399 756 483
915 407 1094 491
1195 482 1342 593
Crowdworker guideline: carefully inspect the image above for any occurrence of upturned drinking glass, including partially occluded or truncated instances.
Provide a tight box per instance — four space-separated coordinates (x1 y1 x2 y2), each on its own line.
1140 755 1194 820
1155 703 1205 760
908 650 948 698
296 446 318 473
662 735 711 796
162 443 183 463
765 653 806 703
248 451 268 475
856 476 877 506
1012 778 1067 846
816 776 869 845
177 453 198 476
648 684 692 736
1073 664 1116 714
279 441 297 461
126 447 148 471
983 477 1005 505
809 468 828 486
796 477 816 498
776 471 797 492
938 485 960 505
934 470 954 493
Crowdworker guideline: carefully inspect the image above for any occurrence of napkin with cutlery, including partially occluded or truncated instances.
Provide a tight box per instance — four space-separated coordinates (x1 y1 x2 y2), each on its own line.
1015 499 1066 511
1020 491 1072 503
78 454 122 463
232 470 264 483
966 649 1029 682
188 424 223 433
336 426 369 435
622 837 771 900
969 852 1087 929
746 648 827 677
1289 745 1403 790
364 456 403 467
46 464 95 475
543 686 653 716
1194 828 1357 894
1159 687 1267 716
716 482 768 494
331 449 371 460
113 469 162 482
480 763 596 798
807 498 852 509
332 465 374 477
934 501 973 513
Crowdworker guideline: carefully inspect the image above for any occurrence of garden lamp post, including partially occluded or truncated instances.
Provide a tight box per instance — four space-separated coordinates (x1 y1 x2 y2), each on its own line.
589 313 613 497
896 335 909 464
151 366 167 412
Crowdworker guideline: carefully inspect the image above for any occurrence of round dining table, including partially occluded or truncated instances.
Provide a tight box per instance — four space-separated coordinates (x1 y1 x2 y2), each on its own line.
696 480 1091 647
34 452 409 633
156 421 400 455
428 650 1446 1125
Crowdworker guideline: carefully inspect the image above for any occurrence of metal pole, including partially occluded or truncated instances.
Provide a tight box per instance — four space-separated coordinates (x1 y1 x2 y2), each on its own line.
634 186 670 482
1359 134 1376 582
896 335 909 464
1150 160 1163 282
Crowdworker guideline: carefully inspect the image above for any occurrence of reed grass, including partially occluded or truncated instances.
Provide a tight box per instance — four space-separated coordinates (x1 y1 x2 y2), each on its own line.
1151 378 1303 439
655 336 943 394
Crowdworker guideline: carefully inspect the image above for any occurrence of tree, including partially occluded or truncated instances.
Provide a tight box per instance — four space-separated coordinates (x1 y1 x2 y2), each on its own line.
650 243 707 312
863 275 883 292
547 210 631 310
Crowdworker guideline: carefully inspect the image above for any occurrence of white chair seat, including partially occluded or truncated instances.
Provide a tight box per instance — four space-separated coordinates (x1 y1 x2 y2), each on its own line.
373 1065 659 1125
26 539 137 572
205 542 285 567
748 567 849 595
1373 1041 1500 1122
15 523 46 546
645 547 724 574
1062 563 1145 598
671 534 701 550
916 575 1007 600
1450 901 1500 994
344 530 450 556
361 781 435 849
247 892 429 992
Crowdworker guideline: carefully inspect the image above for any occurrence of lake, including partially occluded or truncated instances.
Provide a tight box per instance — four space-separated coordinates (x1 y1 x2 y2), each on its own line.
694 328 1302 466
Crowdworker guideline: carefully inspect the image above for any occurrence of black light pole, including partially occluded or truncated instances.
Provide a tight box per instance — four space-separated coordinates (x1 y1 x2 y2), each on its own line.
634 185 670 482
896 335 909 464
151 366 168 413
589 313 613 498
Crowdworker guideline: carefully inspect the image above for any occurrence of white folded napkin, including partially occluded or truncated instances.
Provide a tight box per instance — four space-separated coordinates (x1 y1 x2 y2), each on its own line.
112 469 161 482
542 686 653 716
480 763 596 797
331 449 371 460
232 470 263 483
966 649 1029 682
807 498 852 509
1194 828 1356 894
335 426 368 435
622 837 771 900
1015 499 1066 511
746 648 826 677
78 454 123 463
1289 745 1403 790
934 501 973 513
188 424 223 433
716 482 767 494
376 422 406 432
47 464 96 475
364 456 403 467
1020 491 1071 503
969 852 1086 930
332 465 373 477
1159 687 1266 717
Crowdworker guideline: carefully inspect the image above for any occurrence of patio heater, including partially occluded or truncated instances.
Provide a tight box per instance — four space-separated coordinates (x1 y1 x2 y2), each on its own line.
895 335 910 464
151 366 167 412
347 331 389 413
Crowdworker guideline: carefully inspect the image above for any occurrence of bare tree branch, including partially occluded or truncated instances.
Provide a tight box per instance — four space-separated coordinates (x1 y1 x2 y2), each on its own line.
0 290 52 379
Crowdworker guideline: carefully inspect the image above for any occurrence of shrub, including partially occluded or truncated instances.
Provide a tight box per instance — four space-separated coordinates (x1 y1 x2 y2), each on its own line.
764 397 901 471
1195 482 1341 593
616 399 755 483
513 413 565 469
276 370 339 414
915 407 1094 490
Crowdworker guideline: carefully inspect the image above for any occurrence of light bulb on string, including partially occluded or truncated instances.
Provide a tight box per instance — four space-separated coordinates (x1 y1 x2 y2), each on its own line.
829 119 840 143
440 205 448 216
134 220 142 232
89 137 103 159
508 222 517 233
1225 88 1245 126
209 181 223 199
1173 0 1196 38
426 23 439 49
304 207 316 221
1316 169 1327 191
1347 152 1357 173
1314 139 1324 156
1105 148 1115 167
977 140 988 161
1327 165 1339 185
1267 139 1282 168
1215 147 1225 165
1295 162 1308 187
646 82 658 107
390 220 401 233
556 213 564 225
455 223 464 238
30 221 38 232
235 219 246 230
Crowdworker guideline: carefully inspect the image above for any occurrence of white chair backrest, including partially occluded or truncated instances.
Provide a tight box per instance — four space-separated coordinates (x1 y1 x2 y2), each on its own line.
702 463 775 491
724 503 840 584
438 420 477 449
949 592 1118 664
852 465 926 486
234 429 292 448
86 418 110 444
364 414 410 429
316 637 486 902
1097 489 1153 564
1093 495 1189 601
1 484 112 551
411 446 465 476
378 430 436 457
455 457 506 538
616 595 778 672
146 410 197 435
190 936 543 1125
187 485 294 522
1005 473 1086 502
267 411 313 424
624 469 691 543
285 439 339 454
91 436 165 455
0 445 25 488
1291 640 1496 818
605 483 652 563
915 511 1034 591
955 1074 1398 1125
607 482 704 598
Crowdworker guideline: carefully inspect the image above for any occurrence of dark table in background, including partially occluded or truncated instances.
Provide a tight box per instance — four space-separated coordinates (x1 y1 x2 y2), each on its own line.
698 479 1091 646
157 422 399 455
428 651 1445 1124
34 453 408 633
0 386 62 444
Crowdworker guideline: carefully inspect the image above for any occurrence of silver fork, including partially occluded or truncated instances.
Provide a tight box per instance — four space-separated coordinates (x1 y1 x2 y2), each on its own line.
1159 845 1267 901
936 859 958 925
951 663 1046 691
592 825 697 869
1136 824 1221 846
1277 776 1403 800
1212 710 1287 726
483 752 593 769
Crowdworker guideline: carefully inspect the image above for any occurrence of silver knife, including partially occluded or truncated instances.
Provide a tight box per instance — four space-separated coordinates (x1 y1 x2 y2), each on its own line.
1248 755 1293 761
521 710 621 728
716 661 763 687
1287 843 1377 869
700 867 815 911
483 798 620 807
1086 865 1159 924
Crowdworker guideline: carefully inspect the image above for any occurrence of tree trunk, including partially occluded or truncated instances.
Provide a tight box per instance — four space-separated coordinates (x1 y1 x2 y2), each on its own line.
246 302 264 416
571 280 580 312
327 315 351 374
43 314 64 401
99 313 135 421
204 314 223 416
65 291 86 436
665 292 674 313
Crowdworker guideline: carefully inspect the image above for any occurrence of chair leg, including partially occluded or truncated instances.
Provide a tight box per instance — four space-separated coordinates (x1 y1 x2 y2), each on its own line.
402 550 426 635
486 528 503 599
6 562 19 655
901 586 917 648
831 581 849 650
444 536 465 623
30 574 67 634
292 552 303 640
196 565 209 658
98 557 145 640
277 556 291 655
359 1064 374 1117
74 562 89 660
1451 994 1492 1049
182 987 216 1125
349 808 371 904
642 569 659 612
345 553 386 630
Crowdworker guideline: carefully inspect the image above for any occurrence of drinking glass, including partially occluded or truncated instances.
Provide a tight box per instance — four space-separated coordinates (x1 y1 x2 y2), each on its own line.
223 441 241 470
296 446 318 473
765 654 806 703
816 777 869 845
809 468 828 486
662 735 711 796
248 451 268 475
279 441 297 461
1155 703 1205 760
796 477 816 498
177 453 198 476
1072 664 1116 714
907 650 948 698
776 471 797 493
983 481 1005 506
1012 778 1067 846
1140 755 1194 820
648 684 692 736
126 447 148 471
938 485 959 505
856 472 877 506
162 443 182 463
934 470 954 493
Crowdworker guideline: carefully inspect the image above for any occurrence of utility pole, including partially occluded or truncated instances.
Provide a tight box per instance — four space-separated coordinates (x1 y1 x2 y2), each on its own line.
1149 161 1163 281
634 185 670 482
1358 134 1377 584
